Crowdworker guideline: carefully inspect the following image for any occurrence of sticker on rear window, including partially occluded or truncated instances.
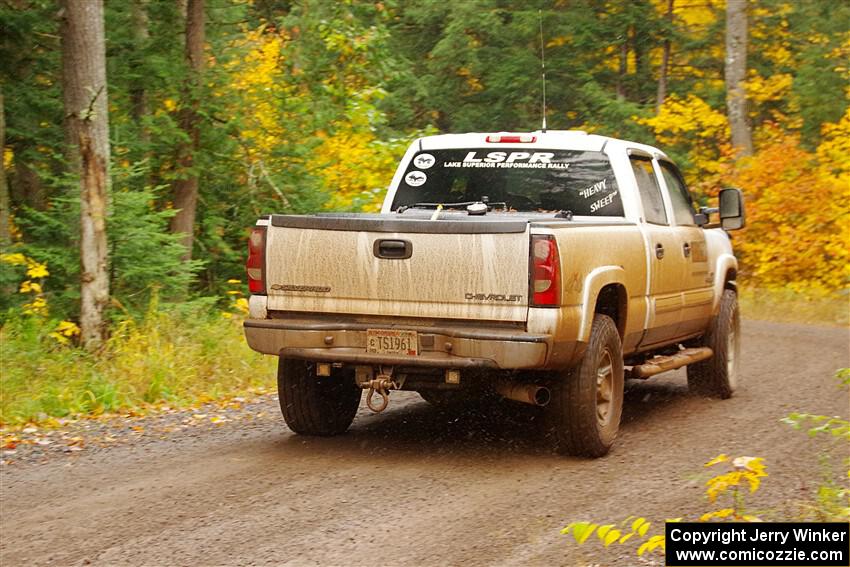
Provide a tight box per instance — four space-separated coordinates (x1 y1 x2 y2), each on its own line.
405 170 427 186
413 153 435 169
441 151 569 169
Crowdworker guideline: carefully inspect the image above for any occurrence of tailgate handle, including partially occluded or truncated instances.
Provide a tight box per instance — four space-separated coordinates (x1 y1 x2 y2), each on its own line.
374 239 412 260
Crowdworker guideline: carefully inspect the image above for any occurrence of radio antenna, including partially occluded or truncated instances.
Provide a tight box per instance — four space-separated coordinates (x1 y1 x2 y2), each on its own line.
538 9 548 132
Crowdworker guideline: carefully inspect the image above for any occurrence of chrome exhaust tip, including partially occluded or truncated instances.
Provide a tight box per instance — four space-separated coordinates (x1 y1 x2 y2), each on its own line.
495 382 551 407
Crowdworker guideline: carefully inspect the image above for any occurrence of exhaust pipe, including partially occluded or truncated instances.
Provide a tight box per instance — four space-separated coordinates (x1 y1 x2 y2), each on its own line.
495 382 551 406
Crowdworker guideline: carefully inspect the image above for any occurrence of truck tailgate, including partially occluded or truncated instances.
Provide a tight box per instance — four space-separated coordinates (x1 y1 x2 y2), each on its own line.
264 215 530 322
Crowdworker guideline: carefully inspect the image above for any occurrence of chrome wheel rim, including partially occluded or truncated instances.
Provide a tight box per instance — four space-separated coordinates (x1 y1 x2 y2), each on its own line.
596 348 614 425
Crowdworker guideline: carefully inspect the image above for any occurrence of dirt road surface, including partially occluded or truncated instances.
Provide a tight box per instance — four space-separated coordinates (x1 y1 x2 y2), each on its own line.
2 320 848 566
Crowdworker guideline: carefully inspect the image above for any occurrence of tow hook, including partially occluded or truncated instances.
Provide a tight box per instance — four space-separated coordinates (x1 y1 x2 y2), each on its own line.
360 367 398 413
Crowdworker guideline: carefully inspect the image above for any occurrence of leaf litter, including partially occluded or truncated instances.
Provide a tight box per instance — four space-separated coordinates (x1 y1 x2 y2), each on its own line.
0 391 277 466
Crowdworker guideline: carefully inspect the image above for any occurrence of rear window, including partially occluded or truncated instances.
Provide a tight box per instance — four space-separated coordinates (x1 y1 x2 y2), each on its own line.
391 148 623 216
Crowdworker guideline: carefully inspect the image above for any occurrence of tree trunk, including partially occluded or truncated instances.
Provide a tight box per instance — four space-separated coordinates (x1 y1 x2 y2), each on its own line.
169 0 204 261
130 0 150 145
616 40 627 100
656 0 674 113
60 0 111 348
10 157 46 210
0 90 10 248
725 0 753 157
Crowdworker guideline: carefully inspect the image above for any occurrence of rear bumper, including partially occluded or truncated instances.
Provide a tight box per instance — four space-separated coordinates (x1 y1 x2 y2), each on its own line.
243 317 550 369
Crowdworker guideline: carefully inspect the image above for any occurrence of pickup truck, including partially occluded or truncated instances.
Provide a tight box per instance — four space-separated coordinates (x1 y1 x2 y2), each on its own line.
243 130 745 457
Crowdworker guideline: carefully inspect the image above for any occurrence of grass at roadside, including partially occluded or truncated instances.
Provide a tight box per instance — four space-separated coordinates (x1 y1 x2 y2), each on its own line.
739 286 849 327
0 304 275 426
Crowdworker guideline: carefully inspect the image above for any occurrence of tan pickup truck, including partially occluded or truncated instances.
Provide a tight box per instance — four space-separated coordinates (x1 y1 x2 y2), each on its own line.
243 130 745 457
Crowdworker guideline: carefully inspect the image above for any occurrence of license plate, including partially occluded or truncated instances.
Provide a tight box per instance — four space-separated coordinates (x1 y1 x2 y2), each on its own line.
366 329 418 356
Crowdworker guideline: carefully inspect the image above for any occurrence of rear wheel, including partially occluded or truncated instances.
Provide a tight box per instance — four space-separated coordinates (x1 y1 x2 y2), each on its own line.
418 390 467 407
687 289 740 398
545 314 624 457
277 358 362 436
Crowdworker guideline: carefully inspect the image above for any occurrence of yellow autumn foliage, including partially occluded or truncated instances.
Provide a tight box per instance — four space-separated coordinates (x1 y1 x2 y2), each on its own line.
224 28 295 159
640 92 849 293
727 125 849 291
638 94 731 179
308 128 408 212
746 72 793 105
2 252 50 317
220 26 415 212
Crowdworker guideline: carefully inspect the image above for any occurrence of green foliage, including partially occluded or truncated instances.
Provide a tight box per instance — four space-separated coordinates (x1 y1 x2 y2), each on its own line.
779 0 850 146
109 187 203 312
781 369 850 440
782 413 850 440
10 175 201 320
780 368 850 522
0 0 64 205
780 369 850 522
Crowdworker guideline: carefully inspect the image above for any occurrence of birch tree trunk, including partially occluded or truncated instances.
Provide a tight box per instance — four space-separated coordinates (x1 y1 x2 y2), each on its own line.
169 0 204 261
725 0 753 157
60 0 111 348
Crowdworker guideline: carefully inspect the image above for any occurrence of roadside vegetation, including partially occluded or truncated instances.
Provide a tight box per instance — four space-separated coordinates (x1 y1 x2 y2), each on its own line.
0 295 274 426
738 287 849 327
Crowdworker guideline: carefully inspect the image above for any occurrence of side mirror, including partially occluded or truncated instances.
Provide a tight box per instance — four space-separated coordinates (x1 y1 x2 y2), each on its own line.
719 187 745 230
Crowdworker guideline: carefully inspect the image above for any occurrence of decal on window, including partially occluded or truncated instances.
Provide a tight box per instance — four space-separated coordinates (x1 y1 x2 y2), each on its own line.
441 151 569 169
579 179 607 199
590 190 619 213
405 170 427 186
413 153 436 169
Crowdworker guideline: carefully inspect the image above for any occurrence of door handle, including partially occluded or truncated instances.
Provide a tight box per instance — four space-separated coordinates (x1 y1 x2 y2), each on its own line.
373 239 412 259
655 243 665 259
683 242 691 258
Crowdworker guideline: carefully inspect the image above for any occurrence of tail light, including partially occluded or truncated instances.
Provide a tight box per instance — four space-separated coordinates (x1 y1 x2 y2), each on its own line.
530 235 560 307
246 226 266 294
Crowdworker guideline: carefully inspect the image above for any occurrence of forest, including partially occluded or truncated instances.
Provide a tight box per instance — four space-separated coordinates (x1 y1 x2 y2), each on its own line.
0 0 848 424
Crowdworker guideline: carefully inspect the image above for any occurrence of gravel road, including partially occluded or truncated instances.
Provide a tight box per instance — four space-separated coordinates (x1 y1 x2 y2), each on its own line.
1 319 848 566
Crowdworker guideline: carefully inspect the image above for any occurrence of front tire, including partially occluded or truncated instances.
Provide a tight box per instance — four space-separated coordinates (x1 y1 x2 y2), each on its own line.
545 314 624 457
687 289 740 398
277 358 362 436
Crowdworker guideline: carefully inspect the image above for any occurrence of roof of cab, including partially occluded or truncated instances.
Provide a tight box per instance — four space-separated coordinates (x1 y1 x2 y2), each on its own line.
417 130 668 160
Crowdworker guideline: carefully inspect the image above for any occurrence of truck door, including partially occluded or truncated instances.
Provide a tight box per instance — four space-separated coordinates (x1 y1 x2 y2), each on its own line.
658 161 713 337
630 155 686 347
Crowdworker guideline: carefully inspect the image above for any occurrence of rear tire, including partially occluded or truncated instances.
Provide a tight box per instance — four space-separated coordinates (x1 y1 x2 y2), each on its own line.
418 390 466 407
545 314 624 457
277 358 362 436
687 289 740 398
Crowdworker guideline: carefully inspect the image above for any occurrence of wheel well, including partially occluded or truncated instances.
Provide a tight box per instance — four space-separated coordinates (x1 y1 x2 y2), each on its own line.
595 284 627 339
724 269 737 291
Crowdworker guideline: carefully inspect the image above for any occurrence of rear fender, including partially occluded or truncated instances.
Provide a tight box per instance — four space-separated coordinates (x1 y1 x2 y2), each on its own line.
578 266 627 343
